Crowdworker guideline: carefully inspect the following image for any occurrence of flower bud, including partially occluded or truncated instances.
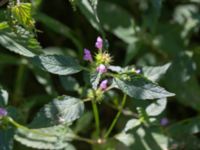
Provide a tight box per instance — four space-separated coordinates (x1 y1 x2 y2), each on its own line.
96 64 107 74
0 108 7 117
83 48 93 62
95 36 103 49
99 79 108 90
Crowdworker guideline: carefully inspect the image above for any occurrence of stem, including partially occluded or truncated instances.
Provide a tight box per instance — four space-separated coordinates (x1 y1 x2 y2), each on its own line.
104 94 127 138
92 100 100 136
13 62 26 105
73 135 97 144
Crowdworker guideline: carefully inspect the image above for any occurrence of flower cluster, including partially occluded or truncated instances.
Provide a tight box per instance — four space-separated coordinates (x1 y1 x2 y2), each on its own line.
83 36 141 93
83 36 109 91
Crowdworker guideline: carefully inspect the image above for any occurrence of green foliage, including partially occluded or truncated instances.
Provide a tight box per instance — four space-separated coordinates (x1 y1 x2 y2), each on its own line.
0 0 200 149
30 96 84 128
15 124 75 149
114 75 174 100
31 55 82 75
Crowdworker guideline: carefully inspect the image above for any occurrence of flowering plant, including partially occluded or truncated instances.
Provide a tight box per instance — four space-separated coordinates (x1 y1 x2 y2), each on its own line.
0 0 199 150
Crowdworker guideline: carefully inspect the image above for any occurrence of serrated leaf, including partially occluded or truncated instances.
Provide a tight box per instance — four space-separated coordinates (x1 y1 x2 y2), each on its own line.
15 125 75 150
30 96 84 128
0 88 8 107
114 75 175 100
145 98 167 116
11 3 35 28
31 55 82 75
0 129 14 150
90 72 101 90
124 119 141 132
143 63 171 82
0 28 42 57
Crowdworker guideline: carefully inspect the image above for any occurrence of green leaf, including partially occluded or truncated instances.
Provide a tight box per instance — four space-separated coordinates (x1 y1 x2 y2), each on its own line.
0 28 42 57
0 87 8 107
30 96 84 128
35 13 82 51
143 63 171 82
31 66 56 95
115 132 134 146
167 117 200 137
15 125 75 150
0 129 14 150
77 0 99 30
77 0 136 44
98 1 136 44
74 111 93 133
130 127 168 150
142 0 163 32
145 98 167 116
164 53 200 111
59 76 80 92
123 118 141 132
114 75 175 100
31 55 82 75
125 40 141 65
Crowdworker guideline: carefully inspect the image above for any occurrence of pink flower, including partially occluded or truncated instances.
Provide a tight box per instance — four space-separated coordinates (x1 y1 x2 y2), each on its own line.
99 79 108 90
83 48 93 62
0 108 7 117
95 36 103 49
96 64 107 73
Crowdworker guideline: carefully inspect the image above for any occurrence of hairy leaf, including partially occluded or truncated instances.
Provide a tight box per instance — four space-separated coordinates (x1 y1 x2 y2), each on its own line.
31 55 82 75
114 75 175 100
15 125 75 150
30 96 84 128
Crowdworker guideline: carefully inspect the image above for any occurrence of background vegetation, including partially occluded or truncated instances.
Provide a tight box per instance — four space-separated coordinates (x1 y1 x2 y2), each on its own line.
0 0 200 149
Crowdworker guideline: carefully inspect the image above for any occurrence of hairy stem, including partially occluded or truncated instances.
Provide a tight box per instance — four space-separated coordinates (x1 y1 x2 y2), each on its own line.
104 94 127 138
92 100 100 136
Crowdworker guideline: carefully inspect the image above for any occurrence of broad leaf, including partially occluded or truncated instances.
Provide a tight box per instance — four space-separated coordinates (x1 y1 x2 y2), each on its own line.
31 55 82 75
15 125 75 150
123 118 141 132
114 75 175 100
115 132 134 146
145 98 167 116
77 0 136 44
143 63 171 82
0 28 42 57
30 96 84 128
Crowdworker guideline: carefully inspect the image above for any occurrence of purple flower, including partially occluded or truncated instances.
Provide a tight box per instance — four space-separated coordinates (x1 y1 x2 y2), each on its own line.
0 108 7 117
96 64 107 73
83 48 93 62
160 117 169 126
95 36 103 49
99 79 108 90
135 69 141 74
